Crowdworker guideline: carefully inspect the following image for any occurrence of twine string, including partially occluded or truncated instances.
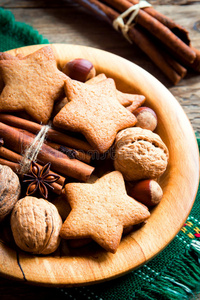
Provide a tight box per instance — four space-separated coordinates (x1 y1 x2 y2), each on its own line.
19 125 50 175
113 0 152 43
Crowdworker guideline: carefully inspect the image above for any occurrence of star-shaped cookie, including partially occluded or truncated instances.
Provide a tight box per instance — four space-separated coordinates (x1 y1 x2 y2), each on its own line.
53 77 137 153
0 46 67 124
0 52 18 93
60 171 150 253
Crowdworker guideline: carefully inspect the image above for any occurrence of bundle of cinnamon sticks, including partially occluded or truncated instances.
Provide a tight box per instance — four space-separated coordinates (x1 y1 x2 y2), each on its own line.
75 0 200 84
0 114 95 195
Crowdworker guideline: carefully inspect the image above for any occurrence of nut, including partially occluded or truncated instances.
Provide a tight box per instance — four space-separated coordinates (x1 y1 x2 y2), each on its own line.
128 179 163 207
62 58 96 82
11 196 62 254
114 127 169 181
0 164 21 222
133 107 157 131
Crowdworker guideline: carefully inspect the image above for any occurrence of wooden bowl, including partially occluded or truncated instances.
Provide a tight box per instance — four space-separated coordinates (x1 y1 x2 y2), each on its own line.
0 44 199 287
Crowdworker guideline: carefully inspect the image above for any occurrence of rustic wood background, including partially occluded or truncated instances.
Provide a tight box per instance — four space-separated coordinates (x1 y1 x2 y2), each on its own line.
0 0 200 299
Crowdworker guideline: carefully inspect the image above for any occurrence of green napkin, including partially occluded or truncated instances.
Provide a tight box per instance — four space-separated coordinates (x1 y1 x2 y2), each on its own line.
0 7 199 300
0 7 48 51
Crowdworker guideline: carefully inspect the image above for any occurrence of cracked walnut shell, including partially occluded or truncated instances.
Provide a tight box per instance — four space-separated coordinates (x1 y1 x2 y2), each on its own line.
114 127 169 181
0 164 21 222
11 196 62 255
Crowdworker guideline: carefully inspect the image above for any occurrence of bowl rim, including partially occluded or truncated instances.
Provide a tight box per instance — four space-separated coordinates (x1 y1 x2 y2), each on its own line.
0 43 199 287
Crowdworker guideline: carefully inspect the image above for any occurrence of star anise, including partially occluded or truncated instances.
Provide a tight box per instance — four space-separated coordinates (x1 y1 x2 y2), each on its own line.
23 161 60 199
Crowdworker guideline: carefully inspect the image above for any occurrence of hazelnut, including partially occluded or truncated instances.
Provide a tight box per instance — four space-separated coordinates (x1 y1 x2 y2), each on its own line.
0 165 21 222
114 127 169 181
128 179 163 207
62 58 96 82
11 196 62 255
133 107 157 131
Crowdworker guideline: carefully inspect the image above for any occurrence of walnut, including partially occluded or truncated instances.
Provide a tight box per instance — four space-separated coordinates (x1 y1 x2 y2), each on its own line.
114 127 169 181
0 165 21 222
11 196 62 255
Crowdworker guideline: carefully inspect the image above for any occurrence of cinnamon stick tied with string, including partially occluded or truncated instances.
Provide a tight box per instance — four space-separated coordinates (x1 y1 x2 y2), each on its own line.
0 114 92 152
0 122 94 182
75 0 200 84
128 0 200 72
129 0 190 45
15 127 91 164
75 0 187 84
0 113 93 163
104 0 195 63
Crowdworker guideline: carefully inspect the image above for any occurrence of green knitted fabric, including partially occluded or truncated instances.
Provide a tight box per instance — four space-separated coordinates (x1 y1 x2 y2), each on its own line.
0 7 48 52
0 7 200 300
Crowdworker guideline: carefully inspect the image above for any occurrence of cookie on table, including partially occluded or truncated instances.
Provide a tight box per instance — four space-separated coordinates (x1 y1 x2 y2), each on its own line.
0 46 67 124
60 171 150 253
53 77 137 153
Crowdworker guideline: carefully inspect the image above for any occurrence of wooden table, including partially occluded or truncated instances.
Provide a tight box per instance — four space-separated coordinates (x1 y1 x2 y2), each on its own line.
0 0 199 299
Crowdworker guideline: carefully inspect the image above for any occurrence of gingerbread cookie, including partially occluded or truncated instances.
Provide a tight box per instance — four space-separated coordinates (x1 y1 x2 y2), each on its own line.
86 74 145 110
53 77 137 153
60 171 150 253
0 46 67 124
0 52 17 93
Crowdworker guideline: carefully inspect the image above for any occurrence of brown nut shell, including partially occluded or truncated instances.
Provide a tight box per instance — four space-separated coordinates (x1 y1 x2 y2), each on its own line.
133 107 157 131
11 196 62 255
114 127 169 181
0 165 21 222
129 179 163 207
62 58 96 82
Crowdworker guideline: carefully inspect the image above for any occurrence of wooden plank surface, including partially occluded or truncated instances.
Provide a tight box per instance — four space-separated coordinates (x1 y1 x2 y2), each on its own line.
0 0 200 299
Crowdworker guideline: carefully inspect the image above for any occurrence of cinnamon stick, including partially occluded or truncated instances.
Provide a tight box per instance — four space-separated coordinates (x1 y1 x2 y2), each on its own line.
0 122 94 182
75 0 186 84
44 140 92 164
178 47 200 73
14 127 92 164
190 48 200 72
0 114 92 152
0 146 24 163
128 0 200 72
0 158 19 173
128 0 190 45
126 25 185 84
0 146 65 186
103 0 196 63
